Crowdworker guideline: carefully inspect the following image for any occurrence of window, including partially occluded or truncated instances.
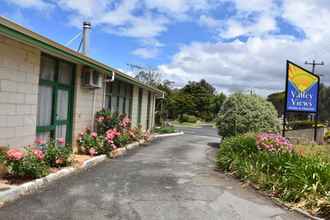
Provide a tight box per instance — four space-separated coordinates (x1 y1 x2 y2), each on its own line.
105 83 112 110
137 88 143 125
105 80 132 116
146 91 151 129
37 54 75 144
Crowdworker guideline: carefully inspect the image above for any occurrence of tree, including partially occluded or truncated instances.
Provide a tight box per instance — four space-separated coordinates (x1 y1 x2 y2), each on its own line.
134 68 162 87
181 79 216 121
210 93 226 117
318 84 330 122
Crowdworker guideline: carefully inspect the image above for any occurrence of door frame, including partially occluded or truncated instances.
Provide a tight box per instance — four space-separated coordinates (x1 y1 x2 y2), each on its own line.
36 53 75 144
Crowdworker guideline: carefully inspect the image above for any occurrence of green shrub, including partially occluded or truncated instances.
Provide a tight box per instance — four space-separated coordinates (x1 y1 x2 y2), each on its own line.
95 109 121 135
77 129 109 156
179 114 198 123
154 127 176 134
217 134 330 215
216 93 280 138
43 140 72 168
2 147 49 178
114 133 131 148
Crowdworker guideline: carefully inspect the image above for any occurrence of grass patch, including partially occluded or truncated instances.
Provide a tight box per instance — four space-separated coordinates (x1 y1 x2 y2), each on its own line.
154 127 177 134
216 134 330 218
295 144 330 162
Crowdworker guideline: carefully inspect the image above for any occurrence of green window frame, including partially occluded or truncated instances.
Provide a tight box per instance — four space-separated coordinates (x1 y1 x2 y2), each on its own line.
146 91 151 130
137 88 143 125
36 54 75 144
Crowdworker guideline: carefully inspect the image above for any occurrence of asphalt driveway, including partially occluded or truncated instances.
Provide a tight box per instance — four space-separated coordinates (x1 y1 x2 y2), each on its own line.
0 127 306 220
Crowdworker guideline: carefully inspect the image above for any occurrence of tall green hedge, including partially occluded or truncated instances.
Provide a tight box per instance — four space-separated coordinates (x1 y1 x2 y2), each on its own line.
216 93 280 138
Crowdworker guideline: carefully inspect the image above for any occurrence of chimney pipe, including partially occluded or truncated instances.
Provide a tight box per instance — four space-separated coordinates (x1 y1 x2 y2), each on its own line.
82 21 91 55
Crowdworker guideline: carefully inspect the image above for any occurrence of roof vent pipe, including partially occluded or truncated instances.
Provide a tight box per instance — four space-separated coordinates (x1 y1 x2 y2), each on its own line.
82 21 91 55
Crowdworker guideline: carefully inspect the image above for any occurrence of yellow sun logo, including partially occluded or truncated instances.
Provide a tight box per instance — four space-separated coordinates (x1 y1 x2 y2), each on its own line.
288 64 318 92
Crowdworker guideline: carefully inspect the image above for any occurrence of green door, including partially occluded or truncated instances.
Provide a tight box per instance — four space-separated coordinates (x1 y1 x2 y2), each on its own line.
36 54 75 144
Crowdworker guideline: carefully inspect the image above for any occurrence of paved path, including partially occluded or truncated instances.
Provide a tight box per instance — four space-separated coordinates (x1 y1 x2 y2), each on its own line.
0 128 306 220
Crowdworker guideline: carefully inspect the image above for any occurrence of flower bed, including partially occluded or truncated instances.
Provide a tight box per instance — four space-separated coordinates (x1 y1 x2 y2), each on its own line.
216 133 330 219
78 110 151 157
0 110 151 186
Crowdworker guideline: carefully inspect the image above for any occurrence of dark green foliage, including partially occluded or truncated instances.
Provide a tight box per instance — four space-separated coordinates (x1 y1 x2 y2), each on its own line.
44 141 72 168
178 114 198 123
217 134 330 214
114 134 131 148
153 127 176 134
5 148 49 178
95 109 120 134
154 79 226 124
216 93 280 138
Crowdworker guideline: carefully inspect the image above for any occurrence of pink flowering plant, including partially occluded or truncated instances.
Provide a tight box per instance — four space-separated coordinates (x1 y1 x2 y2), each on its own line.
256 133 293 153
95 109 120 135
0 147 49 178
77 128 107 156
42 139 72 168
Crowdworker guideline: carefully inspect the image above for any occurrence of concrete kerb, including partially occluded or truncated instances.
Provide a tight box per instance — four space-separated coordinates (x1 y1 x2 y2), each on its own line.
0 132 184 207
0 155 107 207
153 131 184 138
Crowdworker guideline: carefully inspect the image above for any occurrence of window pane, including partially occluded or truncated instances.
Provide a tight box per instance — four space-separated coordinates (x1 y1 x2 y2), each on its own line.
106 83 112 94
36 132 51 143
57 90 69 121
37 85 53 126
125 98 130 115
40 56 55 81
56 125 67 142
58 61 73 85
120 83 126 96
118 97 124 114
111 95 117 112
105 95 111 110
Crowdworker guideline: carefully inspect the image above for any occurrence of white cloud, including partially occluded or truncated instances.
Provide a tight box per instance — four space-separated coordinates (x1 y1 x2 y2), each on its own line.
199 15 222 29
132 47 160 59
5 0 52 10
159 33 330 95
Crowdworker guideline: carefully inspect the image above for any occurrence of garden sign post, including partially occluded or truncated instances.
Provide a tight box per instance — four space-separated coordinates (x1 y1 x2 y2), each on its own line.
283 60 320 142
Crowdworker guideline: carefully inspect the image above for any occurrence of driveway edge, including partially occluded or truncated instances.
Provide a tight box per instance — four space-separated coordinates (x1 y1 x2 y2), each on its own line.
153 131 184 138
0 133 184 207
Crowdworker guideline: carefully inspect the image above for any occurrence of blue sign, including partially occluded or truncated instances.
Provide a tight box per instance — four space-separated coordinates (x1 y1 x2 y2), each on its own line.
285 61 319 113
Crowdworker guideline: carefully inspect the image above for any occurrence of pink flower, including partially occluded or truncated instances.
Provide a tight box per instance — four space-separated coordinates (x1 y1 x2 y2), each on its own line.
57 138 65 145
120 116 131 128
35 137 46 145
91 132 97 138
55 158 64 165
89 148 97 156
96 116 105 122
105 128 120 144
32 149 44 160
6 149 25 161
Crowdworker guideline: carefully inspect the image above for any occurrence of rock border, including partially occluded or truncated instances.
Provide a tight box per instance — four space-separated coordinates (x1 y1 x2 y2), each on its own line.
0 132 185 207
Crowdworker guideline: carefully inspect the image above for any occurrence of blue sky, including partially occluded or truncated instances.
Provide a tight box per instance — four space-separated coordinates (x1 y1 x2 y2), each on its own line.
1 0 330 95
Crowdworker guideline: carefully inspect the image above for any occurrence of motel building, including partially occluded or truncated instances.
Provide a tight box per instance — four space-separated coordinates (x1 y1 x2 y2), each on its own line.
0 16 163 150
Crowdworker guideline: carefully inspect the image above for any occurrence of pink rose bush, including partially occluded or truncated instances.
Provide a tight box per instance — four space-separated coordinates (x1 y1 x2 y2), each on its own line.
256 133 293 152
1 147 49 178
6 149 25 161
32 148 44 161
78 110 151 157
78 128 106 156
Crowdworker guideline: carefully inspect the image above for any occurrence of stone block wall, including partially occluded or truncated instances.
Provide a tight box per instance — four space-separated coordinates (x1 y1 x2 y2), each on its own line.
0 34 40 147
